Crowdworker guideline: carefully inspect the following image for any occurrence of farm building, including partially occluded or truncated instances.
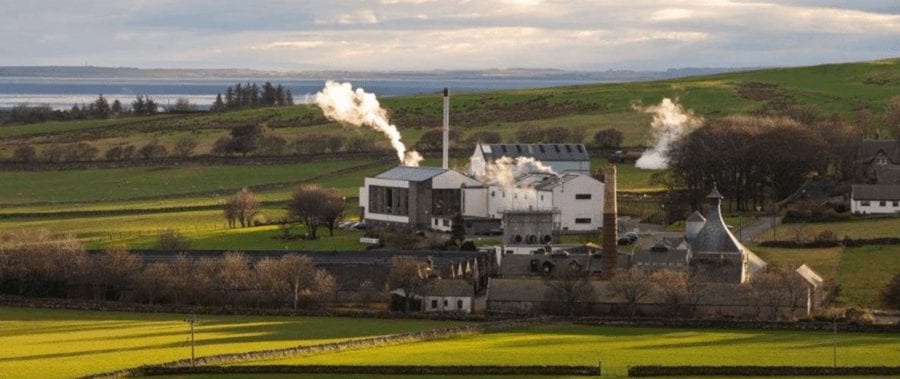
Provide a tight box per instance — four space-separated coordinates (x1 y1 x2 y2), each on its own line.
850 184 900 214
417 279 476 314
469 143 591 176
359 166 480 230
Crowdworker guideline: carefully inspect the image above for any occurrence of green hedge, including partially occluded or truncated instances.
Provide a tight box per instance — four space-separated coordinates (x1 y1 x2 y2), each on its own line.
629 365 900 377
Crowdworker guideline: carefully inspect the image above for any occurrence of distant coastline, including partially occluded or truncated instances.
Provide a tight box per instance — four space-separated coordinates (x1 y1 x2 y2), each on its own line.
0 66 752 110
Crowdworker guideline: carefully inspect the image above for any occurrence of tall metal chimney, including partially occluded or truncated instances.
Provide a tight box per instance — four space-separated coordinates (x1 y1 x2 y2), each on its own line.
442 88 449 170
600 165 618 280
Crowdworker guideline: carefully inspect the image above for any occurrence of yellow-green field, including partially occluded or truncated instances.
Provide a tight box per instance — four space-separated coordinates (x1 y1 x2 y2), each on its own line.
0 307 463 379
247 324 900 378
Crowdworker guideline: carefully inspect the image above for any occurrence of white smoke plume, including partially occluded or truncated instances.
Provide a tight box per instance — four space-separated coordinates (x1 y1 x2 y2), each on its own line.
314 81 423 166
635 98 702 170
475 156 557 187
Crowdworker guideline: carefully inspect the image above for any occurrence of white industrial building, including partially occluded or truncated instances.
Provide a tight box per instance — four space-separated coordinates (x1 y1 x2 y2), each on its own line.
469 143 591 176
359 166 480 230
462 172 604 232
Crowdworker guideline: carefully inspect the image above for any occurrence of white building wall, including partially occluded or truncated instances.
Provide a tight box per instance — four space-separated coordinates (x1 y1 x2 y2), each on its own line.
421 296 472 313
361 177 411 222
851 198 900 214
553 175 604 231
462 187 489 218
485 186 553 219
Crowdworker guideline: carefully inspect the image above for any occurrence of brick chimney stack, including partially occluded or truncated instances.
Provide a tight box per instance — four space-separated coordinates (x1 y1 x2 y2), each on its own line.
600 165 618 280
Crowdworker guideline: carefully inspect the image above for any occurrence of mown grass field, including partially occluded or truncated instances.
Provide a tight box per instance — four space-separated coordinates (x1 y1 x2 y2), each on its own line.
770 218 900 241
0 306 464 379
250 324 900 377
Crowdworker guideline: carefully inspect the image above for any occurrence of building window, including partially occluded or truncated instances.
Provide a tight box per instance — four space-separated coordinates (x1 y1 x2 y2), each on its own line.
575 218 591 224
443 299 448 307
894 201 899 207
457 300 463 309
431 300 438 309
443 219 450 227
861 201 870 206
880 201 887 207
575 194 591 200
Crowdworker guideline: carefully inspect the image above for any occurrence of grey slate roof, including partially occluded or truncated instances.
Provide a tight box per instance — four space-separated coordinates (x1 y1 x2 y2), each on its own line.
479 143 590 162
690 187 741 254
686 211 706 222
420 279 474 297
859 139 900 164
376 166 448 182
875 165 900 185
499 253 598 277
633 237 689 266
852 184 900 200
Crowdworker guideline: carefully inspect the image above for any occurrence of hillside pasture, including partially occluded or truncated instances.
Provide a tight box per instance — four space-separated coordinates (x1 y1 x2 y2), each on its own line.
0 306 462 379
252 324 900 377
0 160 369 205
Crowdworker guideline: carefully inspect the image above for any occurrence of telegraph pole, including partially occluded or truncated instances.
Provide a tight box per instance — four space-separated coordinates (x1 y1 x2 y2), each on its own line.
185 314 198 366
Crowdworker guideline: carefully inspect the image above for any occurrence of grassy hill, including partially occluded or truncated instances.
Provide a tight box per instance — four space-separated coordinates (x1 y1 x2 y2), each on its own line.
1 58 897 159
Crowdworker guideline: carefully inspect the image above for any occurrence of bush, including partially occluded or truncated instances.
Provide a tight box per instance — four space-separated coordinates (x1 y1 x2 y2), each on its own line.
465 131 502 145
139 140 168 159
156 230 190 251
593 128 624 148
11 145 37 163
881 274 900 310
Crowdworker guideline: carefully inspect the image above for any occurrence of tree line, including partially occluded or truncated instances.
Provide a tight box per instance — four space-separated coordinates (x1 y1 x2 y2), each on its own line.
668 114 863 211
210 82 294 112
0 230 335 309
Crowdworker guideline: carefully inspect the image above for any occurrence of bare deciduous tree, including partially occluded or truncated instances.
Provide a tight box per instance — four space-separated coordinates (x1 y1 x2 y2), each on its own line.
609 267 653 317
223 189 260 228
286 184 342 239
388 256 425 312
544 263 595 316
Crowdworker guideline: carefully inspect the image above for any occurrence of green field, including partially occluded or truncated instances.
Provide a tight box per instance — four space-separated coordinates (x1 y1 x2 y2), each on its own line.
251 324 900 377
769 218 900 241
0 160 368 205
0 307 462 379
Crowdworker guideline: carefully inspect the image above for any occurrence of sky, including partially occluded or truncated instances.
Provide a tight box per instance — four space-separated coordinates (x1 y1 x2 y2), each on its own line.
1 0 898 71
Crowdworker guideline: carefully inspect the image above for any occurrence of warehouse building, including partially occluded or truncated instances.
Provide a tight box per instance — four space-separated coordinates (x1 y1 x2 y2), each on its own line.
469 143 591 176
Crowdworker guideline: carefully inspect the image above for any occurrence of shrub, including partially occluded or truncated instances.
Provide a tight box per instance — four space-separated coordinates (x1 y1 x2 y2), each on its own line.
882 274 900 310
174 137 198 157
12 144 37 163
465 131 502 145
139 140 168 159
593 128 624 148
156 229 191 251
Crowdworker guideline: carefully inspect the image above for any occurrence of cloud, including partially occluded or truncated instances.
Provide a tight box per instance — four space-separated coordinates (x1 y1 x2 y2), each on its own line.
0 0 896 70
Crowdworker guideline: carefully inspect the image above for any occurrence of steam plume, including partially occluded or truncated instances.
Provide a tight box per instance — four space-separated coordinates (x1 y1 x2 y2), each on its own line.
635 98 702 170
474 156 557 187
315 81 423 166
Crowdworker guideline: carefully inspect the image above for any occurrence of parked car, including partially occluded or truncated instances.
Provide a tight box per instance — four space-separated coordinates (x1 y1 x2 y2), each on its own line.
617 232 639 246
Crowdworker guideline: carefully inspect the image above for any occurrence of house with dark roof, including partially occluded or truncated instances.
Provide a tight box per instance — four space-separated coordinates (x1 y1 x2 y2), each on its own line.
469 143 591 176
417 279 476 313
859 139 900 183
851 184 900 214
359 166 481 230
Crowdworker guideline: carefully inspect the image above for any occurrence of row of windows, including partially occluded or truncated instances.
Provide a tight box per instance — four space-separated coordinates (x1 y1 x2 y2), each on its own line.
431 299 465 309
497 144 584 154
859 200 900 207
